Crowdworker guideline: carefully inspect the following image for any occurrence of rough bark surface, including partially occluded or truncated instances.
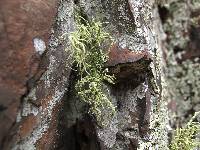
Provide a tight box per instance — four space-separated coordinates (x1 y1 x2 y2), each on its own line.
59 0 169 150
0 0 171 150
0 0 58 148
160 0 200 126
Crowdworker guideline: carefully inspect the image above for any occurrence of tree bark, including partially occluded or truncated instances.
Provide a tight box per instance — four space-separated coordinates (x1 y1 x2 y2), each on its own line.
0 0 185 149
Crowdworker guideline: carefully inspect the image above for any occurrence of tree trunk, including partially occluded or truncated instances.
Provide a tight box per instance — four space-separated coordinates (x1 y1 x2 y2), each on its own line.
2 0 199 149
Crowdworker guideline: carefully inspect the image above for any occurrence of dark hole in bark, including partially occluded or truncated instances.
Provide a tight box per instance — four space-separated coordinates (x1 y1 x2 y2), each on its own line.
129 138 138 150
116 133 125 141
74 0 79 5
158 5 169 24
57 68 100 150
58 117 100 150
184 108 196 120
189 25 200 50
191 9 200 18
174 46 183 54
0 105 7 111
137 96 149 139
178 25 200 61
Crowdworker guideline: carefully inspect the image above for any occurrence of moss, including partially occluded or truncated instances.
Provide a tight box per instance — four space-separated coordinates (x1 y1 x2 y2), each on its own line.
69 14 115 125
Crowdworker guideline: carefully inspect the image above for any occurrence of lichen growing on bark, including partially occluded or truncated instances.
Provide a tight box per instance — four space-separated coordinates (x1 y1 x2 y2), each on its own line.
158 0 200 149
69 15 116 125
161 0 200 125
12 0 75 149
170 111 200 150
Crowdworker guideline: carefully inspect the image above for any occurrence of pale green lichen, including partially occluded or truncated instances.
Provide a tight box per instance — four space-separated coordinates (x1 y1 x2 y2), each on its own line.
74 1 171 149
160 1 200 149
163 0 200 125
170 111 200 150
167 58 200 122
69 15 115 124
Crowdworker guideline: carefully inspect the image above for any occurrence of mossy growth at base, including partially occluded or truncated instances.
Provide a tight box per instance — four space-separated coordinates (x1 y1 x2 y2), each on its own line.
170 111 200 150
69 15 115 124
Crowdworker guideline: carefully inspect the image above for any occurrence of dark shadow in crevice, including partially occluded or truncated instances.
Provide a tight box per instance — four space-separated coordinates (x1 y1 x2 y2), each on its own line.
158 5 170 24
74 0 80 5
57 69 100 150
137 96 149 139
176 25 200 62
0 105 7 112
110 71 150 148
174 46 184 54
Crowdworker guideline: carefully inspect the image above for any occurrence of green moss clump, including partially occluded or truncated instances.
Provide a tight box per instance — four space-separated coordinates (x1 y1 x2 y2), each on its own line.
170 111 200 150
69 16 115 123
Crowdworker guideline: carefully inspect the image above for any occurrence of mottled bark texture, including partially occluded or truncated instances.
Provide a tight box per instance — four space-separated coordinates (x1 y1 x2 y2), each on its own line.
0 0 170 150
159 0 200 128
59 0 169 150
0 0 59 148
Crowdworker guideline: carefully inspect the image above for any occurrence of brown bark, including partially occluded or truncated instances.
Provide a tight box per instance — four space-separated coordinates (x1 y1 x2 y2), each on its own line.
0 0 171 149
0 0 58 148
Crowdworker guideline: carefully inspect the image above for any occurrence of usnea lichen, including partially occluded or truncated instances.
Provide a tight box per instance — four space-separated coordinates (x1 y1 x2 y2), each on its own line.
69 15 115 124
170 112 200 150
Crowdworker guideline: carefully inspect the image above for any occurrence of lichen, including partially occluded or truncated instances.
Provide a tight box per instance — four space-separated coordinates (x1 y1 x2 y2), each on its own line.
33 38 46 55
69 14 116 125
166 59 200 121
162 0 200 125
157 1 200 149
170 112 200 150
73 1 170 149
163 0 190 49
137 4 171 149
138 101 170 150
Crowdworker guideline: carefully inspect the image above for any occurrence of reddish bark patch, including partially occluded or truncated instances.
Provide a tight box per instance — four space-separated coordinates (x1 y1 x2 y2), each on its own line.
168 100 177 112
106 44 152 80
0 0 58 146
107 44 151 67
36 100 62 150
19 115 38 138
